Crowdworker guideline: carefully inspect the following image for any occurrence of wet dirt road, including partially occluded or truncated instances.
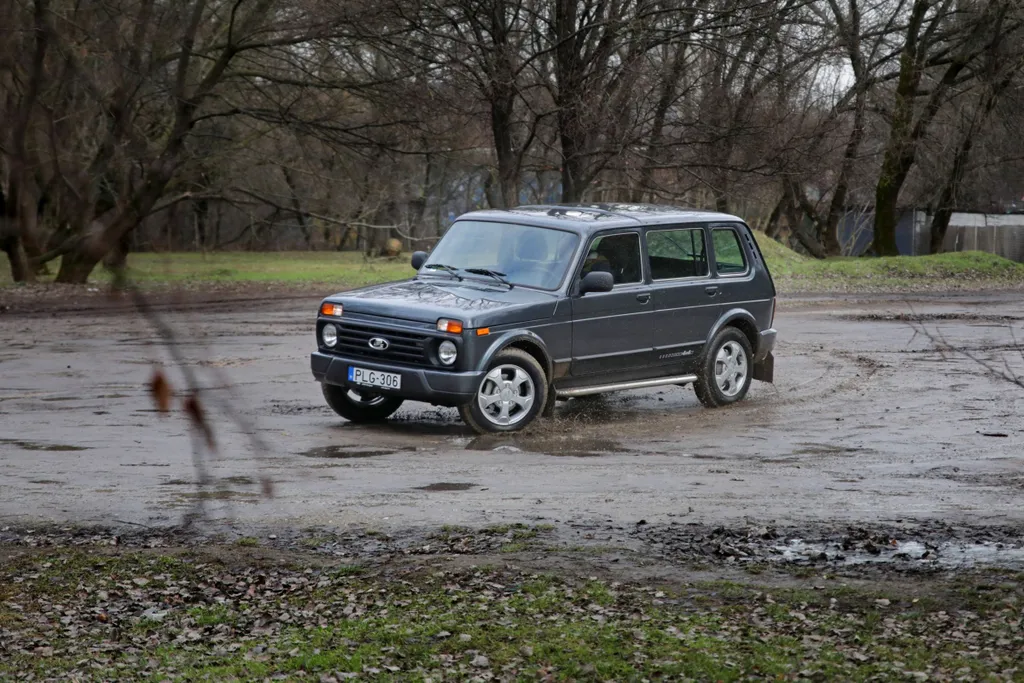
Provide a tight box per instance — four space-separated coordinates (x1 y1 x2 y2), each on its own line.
1 292 1022 534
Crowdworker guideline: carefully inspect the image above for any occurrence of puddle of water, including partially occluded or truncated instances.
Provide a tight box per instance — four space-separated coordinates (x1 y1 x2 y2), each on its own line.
415 482 477 492
0 439 90 452
793 442 866 456
463 434 623 458
221 475 256 485
300 445 408 459
771 538 1024 569
169 490 263 504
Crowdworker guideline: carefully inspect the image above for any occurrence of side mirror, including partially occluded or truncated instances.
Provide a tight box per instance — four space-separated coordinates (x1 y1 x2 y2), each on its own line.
411 251 427 270
579 270 614 295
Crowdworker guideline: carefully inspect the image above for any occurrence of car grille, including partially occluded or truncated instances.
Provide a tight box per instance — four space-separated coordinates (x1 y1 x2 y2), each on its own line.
334 321 431 366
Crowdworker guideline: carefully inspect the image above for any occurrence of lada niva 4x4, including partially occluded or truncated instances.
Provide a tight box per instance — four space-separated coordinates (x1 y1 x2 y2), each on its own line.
311 204 777 434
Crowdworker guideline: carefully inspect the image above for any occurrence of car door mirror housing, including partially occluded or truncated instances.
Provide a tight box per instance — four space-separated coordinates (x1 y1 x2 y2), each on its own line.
579 270 614 295
411 251 427 270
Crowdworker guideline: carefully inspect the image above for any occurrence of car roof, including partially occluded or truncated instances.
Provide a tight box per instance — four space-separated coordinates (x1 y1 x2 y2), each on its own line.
457 203 745 235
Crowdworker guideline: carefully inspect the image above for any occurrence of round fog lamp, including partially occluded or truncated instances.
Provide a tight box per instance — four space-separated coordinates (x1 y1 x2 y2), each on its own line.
321 324 338 348
438 340 457 365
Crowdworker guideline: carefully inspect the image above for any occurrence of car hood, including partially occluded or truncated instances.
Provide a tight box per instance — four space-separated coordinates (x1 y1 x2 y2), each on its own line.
325 277 559 327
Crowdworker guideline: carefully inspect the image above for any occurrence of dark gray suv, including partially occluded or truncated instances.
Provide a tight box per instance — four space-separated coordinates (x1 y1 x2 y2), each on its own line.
311 204 777 434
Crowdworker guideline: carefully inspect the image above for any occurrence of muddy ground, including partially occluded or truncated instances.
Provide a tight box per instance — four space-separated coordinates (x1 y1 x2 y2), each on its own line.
1 290 1023 576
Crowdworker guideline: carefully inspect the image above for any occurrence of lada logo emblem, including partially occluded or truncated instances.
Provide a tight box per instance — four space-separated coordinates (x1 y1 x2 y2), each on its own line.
368 337 389 351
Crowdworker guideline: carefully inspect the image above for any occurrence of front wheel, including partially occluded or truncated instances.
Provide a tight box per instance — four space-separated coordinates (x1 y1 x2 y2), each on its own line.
459 349 547 434
694 327 753 408
322 384 404 423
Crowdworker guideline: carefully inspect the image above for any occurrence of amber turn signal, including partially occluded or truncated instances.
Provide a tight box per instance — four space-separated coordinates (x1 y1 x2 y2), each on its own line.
476 328 490 336
320 302 343 317
437 318 464 334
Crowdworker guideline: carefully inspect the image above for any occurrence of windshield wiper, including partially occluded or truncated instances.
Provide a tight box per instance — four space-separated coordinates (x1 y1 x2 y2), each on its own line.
422 263 463 281
464 268 513 288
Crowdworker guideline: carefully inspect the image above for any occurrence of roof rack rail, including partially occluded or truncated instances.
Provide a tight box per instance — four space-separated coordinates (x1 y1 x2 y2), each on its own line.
514 204 620 218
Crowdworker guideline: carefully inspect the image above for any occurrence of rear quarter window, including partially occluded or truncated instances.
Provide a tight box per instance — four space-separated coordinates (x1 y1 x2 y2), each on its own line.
712 228 747 275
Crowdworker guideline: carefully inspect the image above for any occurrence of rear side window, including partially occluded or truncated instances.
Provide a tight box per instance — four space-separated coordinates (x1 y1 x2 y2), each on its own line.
647 228 708 280
712 228 747 275
580 233 643 285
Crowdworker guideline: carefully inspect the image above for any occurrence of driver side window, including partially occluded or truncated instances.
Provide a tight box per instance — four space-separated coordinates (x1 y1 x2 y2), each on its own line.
580 233 642 286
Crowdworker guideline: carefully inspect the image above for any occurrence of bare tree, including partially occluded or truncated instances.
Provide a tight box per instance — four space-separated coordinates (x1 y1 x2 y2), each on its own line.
871 0 1023 255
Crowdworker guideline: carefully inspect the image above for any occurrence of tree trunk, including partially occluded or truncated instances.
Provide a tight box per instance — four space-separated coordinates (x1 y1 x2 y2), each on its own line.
784 181 828 259
1 235 32 282
490 89 521 208
55 247 101 283
103 230 132 272
764 193 787 240
558 130 586 203
824 90 867 257
930 64 1017 254
632 44 688 202
929 135 974 255
872 175 904 256
281 167 311 247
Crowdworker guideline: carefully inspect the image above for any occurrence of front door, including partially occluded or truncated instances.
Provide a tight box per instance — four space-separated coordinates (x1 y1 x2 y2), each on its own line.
646 225 720 371
570 231 653 377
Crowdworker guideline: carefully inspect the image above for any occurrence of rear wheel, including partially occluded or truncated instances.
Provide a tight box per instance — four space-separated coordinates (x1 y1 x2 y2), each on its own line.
322 384 404 423
459 349 547 434
694 327 753 408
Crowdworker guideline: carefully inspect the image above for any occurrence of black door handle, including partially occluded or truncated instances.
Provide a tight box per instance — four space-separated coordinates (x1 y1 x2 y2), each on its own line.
636 293 651 304
704 286 719 296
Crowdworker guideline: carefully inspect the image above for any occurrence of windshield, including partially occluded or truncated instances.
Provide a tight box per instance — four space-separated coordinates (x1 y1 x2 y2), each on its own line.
421 221 580 290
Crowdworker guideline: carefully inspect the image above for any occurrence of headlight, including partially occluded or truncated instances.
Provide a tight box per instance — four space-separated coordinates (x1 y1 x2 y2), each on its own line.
438 340 457 365
321 324 338 348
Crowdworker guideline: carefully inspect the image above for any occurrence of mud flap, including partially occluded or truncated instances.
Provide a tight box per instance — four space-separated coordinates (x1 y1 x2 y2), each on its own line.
753 352 774 383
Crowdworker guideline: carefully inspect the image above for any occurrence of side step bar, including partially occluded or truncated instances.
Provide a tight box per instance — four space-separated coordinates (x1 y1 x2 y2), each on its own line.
556 374 698 398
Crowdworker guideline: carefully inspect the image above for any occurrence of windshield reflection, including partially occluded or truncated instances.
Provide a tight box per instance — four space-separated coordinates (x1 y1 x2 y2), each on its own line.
421 221 580 290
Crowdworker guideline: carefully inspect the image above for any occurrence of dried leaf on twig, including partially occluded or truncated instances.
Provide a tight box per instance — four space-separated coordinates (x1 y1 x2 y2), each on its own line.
184 393 216 451
149 369 173 413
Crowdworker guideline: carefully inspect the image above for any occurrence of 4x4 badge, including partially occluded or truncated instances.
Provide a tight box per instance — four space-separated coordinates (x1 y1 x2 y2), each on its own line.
368 337 390 351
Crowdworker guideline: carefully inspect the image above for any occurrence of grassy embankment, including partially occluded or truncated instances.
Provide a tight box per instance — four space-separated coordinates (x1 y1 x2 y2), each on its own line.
2 235 1024 293
1 545 1021 681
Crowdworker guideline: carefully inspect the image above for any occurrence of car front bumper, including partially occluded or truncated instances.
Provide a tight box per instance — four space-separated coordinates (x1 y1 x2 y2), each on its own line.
311 351 484 407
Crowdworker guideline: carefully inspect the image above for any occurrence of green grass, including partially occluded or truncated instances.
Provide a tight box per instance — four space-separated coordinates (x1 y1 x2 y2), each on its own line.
3 238 1024 294
0 251 413 289
751 232 1024 291
1 549 1020 681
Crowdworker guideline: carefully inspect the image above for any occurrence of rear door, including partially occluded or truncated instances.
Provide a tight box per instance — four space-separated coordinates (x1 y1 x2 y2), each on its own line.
646 225 720 371
569 230 654 377
710 222 775 332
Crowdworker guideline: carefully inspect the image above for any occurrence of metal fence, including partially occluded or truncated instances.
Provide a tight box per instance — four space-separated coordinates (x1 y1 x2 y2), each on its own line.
838 209 1024 261
942 213 1024 262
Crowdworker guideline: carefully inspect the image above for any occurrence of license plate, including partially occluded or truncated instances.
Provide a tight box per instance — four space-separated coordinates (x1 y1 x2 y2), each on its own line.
348 366 402 390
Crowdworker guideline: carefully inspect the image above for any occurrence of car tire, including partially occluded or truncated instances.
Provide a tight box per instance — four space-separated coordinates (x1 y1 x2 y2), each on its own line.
459 348 547 434
322 383 404 423
694 327 753 408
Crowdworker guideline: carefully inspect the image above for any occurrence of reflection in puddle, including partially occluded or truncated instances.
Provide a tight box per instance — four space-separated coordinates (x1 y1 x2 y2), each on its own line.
300 445 409 459
335 423 468 436
463 434 624 458
415 482 477 492
0 439 90 452
774 538 1024 569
